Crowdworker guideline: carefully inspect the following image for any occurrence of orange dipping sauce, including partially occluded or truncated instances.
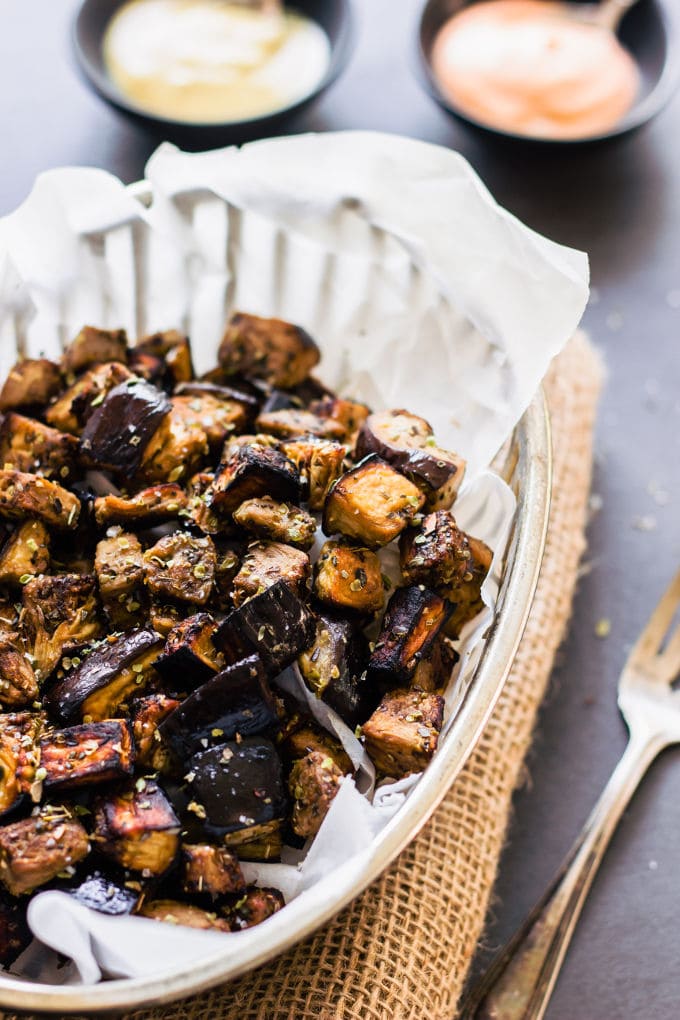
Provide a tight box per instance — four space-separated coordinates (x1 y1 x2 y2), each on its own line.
430 0 640 140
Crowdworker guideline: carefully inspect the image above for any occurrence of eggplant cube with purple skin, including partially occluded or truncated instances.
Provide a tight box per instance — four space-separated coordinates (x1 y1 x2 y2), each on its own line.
46 361 132 435
93 780 180 876
322 455 425 549
39 719 135 792
209 443 302 516
231 540 311 609
367 586 451 691
298 613 375 728
279 436 346 511
130 693 181 771
313 540 385 615
441 535 494 637
399 510 473 588
218 311 320 389
80 379 170 475
154 612 222 689
360 687 445 778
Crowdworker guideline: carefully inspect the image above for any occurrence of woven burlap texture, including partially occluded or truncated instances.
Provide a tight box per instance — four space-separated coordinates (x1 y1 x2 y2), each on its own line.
3 333 603 1020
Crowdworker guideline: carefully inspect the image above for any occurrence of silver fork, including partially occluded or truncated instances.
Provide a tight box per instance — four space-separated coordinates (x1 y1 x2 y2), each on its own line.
461 567 680 1020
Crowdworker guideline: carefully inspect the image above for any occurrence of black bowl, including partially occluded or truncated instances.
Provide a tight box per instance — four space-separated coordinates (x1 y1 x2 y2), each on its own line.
417 0 680 144
73 0 354 145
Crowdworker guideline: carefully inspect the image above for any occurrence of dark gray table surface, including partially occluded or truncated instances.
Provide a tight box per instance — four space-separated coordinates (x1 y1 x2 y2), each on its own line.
1 2 679 1017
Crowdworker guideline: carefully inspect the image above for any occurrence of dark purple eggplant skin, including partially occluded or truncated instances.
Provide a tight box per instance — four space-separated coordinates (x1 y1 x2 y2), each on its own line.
159 655 279 760
355 413 459 494
69 873 139 916
46 628 163 724
80 380 171 475
366 586 452 693
301 612 377 728
213 580 316 679
184 738 287 840
154 613 219 690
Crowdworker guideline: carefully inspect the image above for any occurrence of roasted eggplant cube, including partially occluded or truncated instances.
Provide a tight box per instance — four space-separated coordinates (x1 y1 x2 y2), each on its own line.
70 873 139 916
134 329 194 386
298 613 375 728
255 408 346 441
367 586 451 691
139 899 231 931
155 613 222 688
224 822 283 862
322 455 425 548
0 812 90 895
288 750 345 839
46 628 163 723
94 484 187 527
214 580 316 679
441 535 493 637
231 541 310 609
0 470 80 529
224 886 284 931
0 520 50 587
411 634 459 693
184 738 287 842
182 843 246 899
0 358 62 413
173 393 250 449
209 443 302 516
143 532 216 605
0 640 38 709
361 687 445 777
277 716 353 775
93 780 180 876
46 361 133 435
313 540 384 615
214 539 244 599
80 379 171 475
278 436 346 512
136 400 209 485
63 326 128 373
39 719 135 792
355 409 466 510
131 693 181 771
0 891 31 963
0 712 43 814
218 312 320 389
95 531 145 629
22 573 101 679
309 396 370 440
232 496 316 551
0 413 79 480
160 655 278 760
399 511 473 588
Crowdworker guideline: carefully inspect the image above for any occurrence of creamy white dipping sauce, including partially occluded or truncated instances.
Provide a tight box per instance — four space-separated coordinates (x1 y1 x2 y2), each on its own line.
103 0 331 123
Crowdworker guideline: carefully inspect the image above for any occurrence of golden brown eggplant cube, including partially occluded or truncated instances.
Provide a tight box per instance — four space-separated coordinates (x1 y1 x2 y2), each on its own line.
139 899 231 931
143 533 216 605
93 780 180 876
219 312 320 388
367 586 451 690
233 496 317 550
255 408 346 441
309 397 370 440
182 844 246 899
0 470 81 530
400 510 472 587
22 573 101 679
224 886 284 930
209 443 302 516
131 693 181 771
0 712 43 813
63 326 128 373
137 400 209 485
94 484 187 527
46 361 133 435
313 540 384 614
0 641 39 709
278 436 346 511
0 414 79 481
288 750 345 839
441 535 493 637
154 612 222 687
231 541 311 608
134 329 194 385
0 520 50 587
322 455 425 548
39 719 135 792
0 358 62 413
361 687 445 778
0 812 90 895
95 531 145 629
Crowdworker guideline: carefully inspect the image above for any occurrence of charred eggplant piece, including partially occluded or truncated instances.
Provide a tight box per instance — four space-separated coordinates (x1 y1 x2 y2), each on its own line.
279 436 346 511
277 715 353 775
134 329 193 386
80 379 171 475
0 413 79 480
93 780 180 876
95 531 146 630
231 541 310 608
139 899 231 931
183 738 287 842
313 540 384 615
94 484 187 527
213 580 316 679
399 510 472 587
159 655 278 760
0 891 31 963
0 811 90 895
309 396 370 440
131 693 181 771
0 520 50 587
367 586 451 691
22 573 101 679
0 712 42 814
209 443 302 516
46 361 133 435
136 399 209 485
218 312 320 389
69 873 139 915
143 532 216 605
213 539 244 600
39 720 135 792
223 886 285 930
63 326 128 373
360 687 445 778
232 496 316 550
255 408 346 441
154 613 222 688
411 634 459 693
288 750 345 839
182 843 246 899
356 410 466 510
298 613 375 728
0 640 39 709
322 455 424 548
0 358 62 413
46 628 163 723
0 469 80 529
441 535 493 637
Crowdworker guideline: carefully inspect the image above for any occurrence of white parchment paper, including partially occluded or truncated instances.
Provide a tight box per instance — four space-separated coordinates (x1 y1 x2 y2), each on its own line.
0 131 588 984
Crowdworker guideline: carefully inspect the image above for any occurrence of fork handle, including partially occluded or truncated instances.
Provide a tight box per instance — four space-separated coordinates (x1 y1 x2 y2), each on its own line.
460 730 665 1020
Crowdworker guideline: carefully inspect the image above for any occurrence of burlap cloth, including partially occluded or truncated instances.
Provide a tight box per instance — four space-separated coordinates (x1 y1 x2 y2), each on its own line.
4 333 603 1020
